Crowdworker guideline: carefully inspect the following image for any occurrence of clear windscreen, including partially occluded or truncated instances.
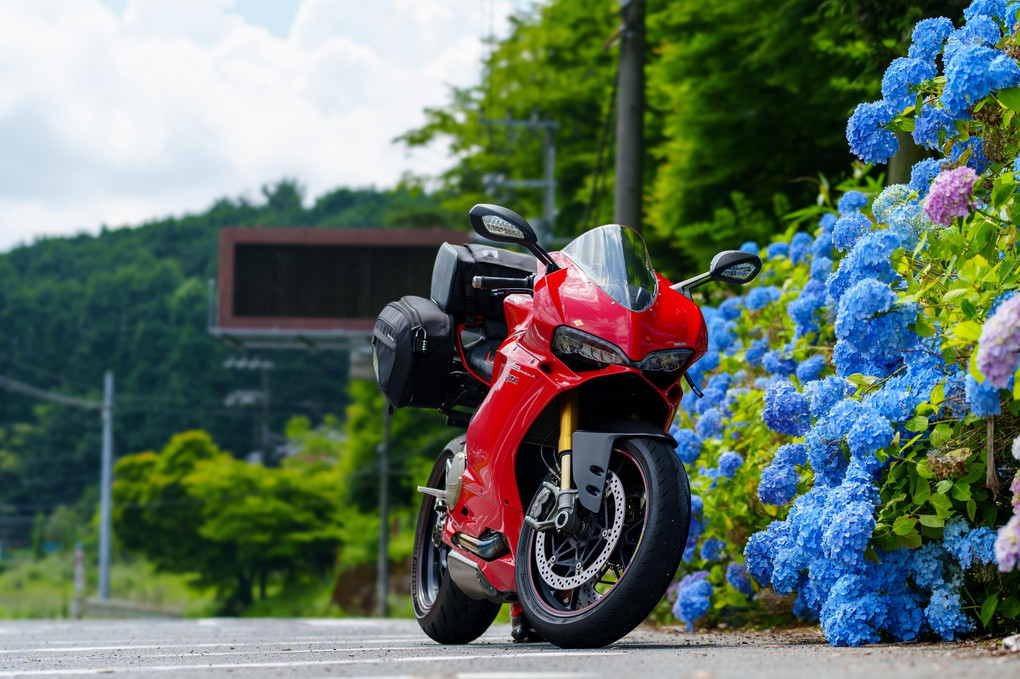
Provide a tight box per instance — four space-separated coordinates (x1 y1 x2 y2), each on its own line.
561 225 657 311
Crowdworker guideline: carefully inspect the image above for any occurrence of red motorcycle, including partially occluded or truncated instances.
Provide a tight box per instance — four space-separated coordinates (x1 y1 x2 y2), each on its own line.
372 204 760 648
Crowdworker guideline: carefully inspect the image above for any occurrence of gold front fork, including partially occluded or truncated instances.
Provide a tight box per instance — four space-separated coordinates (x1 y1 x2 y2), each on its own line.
558 391 579 490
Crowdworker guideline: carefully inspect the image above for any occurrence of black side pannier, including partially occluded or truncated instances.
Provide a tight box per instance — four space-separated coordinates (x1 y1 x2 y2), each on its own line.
430 243 537 323
372 296 454 409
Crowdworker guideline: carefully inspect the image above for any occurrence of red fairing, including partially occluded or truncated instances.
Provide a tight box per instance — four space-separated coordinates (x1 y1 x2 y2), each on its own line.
444 253 709 595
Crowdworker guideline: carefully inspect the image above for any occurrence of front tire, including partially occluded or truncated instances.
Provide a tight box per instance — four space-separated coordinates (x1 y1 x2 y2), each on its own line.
412 437 501 644
516 437 690 648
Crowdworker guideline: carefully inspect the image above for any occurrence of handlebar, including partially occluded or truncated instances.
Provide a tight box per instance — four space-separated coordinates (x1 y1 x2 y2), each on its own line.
472 274 535 291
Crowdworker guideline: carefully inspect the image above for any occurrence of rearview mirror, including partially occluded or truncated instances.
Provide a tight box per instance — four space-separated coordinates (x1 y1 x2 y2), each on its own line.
709 250 761 285
469 204 538 245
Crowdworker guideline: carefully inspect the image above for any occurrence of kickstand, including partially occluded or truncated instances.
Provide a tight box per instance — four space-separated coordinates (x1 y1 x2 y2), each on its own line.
509 603 544 643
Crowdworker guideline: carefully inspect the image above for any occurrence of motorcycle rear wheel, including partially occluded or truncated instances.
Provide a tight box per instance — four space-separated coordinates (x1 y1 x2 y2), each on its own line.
516 436 690 648
411 437 501 644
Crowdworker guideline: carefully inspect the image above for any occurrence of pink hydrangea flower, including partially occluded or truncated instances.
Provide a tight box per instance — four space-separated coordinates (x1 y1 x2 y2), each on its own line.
996 514 1020 572
976 295 1020 389
923 166 979 226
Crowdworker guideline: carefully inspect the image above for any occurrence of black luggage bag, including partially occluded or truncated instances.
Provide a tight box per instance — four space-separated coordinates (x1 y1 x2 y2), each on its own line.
430 243 537 324
372 296 454 409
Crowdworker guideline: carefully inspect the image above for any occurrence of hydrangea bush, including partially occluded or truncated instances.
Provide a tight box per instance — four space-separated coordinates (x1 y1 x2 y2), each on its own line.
664 0 1020 644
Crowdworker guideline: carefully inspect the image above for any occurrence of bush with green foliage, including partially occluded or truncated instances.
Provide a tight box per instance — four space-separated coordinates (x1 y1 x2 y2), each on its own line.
666 1 1020 645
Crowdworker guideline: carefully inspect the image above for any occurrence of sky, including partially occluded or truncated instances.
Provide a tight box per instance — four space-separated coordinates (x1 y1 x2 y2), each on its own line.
0 0 528 251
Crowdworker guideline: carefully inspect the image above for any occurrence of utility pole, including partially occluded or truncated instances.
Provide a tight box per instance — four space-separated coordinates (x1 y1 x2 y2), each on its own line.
481 116 559 243
376 405 391 617
223 357 274 463
98 370 113 601
614 0 646 233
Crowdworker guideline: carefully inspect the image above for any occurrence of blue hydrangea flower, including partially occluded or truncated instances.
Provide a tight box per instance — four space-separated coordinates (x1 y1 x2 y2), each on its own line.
846 410 894 471
809 256 833 282
763 348 797 376
725 562 754 597
718 296 744 320
942 44 1020 116
964 374 1001 417
766 242 790 259
790 232 813 264
701 537 727 561
672 427 703 464
909 158 942 199
925 585 973 640
819 213 838 232
806 376 849 418
805 429 848 487
812 230 834 260
912 104 955 150
822 502 875 568
963 0 1009 22
832 212 872 252
776 442 809 467
882 57 937 110
838 191 869 215
819 573 884 646
759 462 800 506
745 337 770 367
695 406 724 439
944 17 1002 65
763 380 810 435
796 355 827 383
746 285 781 311
718 450 744 478
846 100 899 164
908 16 954 62
673 574 714 630
872 184 912 222
739 241 760 255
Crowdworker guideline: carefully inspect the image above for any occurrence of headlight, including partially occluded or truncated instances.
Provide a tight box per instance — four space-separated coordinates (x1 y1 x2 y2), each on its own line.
638 348 695 372
552 326 630 366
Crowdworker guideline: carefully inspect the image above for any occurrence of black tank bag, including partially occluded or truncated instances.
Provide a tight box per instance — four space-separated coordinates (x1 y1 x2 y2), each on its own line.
372 296 454 409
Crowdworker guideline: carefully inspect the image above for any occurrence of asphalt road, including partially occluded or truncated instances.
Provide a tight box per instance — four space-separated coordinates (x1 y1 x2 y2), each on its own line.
0 617 1015 679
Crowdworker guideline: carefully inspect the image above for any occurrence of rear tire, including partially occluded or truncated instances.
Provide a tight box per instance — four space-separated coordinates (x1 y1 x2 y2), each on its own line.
412 437 501 644
516 437 690 648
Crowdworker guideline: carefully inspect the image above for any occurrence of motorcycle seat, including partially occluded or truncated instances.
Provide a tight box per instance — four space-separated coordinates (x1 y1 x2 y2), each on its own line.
463 336 502 385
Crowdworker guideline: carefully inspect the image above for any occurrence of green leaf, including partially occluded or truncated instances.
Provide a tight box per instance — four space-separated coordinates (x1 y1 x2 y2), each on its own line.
998 86 1020 111
893 516 918 536
935 479 952 494
953 320 983 342
929 492 954 519
913 478 931 505
906 414 930 432
896 530 923 549
916 459 934 479
966 499 977 522
1000 596 1020 619
930 383 945 409
979 594 998 626
992 175 1017 210
918 514 945 528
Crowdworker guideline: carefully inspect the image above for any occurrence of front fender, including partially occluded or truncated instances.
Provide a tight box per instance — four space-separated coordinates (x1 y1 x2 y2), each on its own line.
571 420 677 513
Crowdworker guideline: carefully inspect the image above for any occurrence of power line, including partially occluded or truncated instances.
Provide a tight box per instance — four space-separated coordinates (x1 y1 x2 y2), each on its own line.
0 374 100 411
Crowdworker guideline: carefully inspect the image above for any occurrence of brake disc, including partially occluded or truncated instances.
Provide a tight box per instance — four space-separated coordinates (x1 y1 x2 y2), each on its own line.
534 471 625 590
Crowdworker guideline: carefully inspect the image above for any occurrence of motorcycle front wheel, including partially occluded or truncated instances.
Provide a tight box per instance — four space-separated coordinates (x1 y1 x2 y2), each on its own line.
516 436 690 648
411 437 501 644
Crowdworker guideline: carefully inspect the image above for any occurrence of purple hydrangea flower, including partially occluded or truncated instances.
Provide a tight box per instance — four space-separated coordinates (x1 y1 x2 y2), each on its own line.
976 295 1020 388
846 100 899 164
924 167 980 225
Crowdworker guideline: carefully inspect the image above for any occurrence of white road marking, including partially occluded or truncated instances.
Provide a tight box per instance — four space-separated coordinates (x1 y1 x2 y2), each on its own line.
145 644 428 659
0 637 436 654
0 651 625 676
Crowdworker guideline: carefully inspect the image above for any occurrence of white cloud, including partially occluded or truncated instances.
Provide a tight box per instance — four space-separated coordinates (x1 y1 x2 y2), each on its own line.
0 0 522 251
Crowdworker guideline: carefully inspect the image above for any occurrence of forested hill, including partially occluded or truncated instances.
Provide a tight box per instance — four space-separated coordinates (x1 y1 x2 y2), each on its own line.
0 181 456 543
